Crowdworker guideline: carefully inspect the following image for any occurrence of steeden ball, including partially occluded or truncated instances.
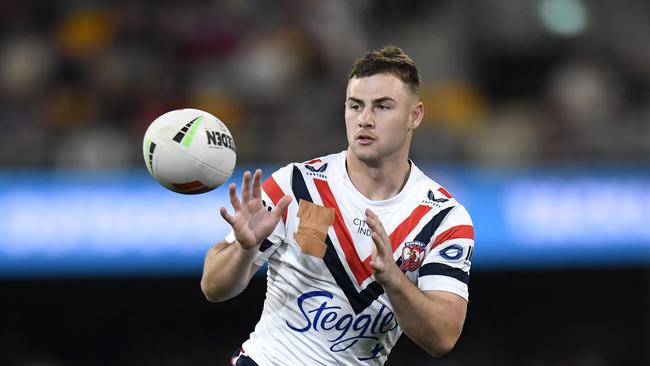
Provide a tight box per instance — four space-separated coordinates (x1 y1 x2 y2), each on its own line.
143 108 236 194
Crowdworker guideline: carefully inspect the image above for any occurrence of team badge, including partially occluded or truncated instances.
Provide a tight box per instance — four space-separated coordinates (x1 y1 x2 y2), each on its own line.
399 241 427 271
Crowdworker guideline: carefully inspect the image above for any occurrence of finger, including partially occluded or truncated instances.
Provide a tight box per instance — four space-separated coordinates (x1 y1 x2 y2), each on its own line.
228 183 242 211
369 244 380 270
251 169 263 200
220 206 235 226
271 195 292 221
371 232 386 256
365 209 389 242
241 171 252 204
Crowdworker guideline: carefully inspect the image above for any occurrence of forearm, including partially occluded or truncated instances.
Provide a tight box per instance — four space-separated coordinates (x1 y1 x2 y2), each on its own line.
200 239 259 302
382 274 466 357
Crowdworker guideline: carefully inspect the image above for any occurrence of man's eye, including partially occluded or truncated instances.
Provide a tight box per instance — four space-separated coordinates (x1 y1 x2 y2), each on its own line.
378 104 391 110
349 104 360 110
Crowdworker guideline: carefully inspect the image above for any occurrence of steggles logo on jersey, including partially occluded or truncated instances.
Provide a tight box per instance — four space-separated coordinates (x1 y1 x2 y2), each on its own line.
399 241 427 271
286 290 397 360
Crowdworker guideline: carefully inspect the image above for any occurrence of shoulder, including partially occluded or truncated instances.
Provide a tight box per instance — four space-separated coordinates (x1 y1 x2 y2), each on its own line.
300 152 341 170
292 151 342 179
262 152 342 196
410 162 469 213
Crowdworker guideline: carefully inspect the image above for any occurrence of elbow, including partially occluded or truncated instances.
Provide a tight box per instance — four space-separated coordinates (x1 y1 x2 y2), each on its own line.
200 278 229 303
202 291 223 304
426 335 460 358
429 342 456 358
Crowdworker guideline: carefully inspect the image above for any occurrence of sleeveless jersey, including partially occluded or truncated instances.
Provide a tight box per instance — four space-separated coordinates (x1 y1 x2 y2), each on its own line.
226 151 474 365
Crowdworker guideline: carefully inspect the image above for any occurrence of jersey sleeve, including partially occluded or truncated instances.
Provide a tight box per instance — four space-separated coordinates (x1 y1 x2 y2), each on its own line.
224 164 293 267
418 205 474 300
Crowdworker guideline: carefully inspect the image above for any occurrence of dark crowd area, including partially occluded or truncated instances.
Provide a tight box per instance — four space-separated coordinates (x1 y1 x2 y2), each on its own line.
1 268 647 365
2 0 650 169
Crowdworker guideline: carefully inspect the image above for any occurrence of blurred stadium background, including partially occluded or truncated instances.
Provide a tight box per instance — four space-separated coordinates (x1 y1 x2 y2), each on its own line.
0 0 648 365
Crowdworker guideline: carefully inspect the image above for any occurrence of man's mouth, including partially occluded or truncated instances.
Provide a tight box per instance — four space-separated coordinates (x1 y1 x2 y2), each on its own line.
356 133 375 145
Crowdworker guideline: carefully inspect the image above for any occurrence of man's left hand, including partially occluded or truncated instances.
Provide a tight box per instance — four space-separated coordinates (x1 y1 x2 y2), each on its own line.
365 208 402 286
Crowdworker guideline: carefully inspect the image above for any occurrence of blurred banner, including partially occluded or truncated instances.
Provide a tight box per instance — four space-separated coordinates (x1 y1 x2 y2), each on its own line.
1 165 649 278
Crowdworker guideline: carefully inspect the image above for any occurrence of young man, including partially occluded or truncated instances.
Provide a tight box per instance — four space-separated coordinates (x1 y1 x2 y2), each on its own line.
201 46 474 365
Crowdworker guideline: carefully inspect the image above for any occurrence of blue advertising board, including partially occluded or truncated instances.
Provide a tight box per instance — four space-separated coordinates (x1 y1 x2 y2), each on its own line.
0 165 648 277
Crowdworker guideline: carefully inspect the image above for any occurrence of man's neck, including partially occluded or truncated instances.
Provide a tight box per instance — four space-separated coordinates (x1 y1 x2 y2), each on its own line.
345 150 411 201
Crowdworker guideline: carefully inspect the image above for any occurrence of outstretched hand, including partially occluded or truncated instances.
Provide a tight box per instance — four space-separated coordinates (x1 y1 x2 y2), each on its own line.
365 208 401 286
220 169 292 250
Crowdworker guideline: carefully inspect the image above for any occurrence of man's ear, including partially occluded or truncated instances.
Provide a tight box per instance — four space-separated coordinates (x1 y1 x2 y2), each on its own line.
410 101 424 130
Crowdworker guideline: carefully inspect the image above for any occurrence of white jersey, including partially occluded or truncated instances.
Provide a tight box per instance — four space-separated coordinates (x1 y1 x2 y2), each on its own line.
228 151 474 365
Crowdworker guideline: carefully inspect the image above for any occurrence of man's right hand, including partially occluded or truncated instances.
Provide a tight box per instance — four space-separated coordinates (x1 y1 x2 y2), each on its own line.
220 169 292 250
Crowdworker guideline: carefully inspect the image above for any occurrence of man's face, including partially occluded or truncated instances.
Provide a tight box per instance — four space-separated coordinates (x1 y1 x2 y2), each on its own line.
345 73 422 166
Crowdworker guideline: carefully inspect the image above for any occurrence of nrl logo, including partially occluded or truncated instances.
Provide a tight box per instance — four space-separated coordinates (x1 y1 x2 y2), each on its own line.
399 241 427 272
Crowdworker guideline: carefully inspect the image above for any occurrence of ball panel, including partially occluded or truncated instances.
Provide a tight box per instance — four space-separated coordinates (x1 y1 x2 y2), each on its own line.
170 180 214 194
177 112 236 176
143 138 155 176
142 108 236 194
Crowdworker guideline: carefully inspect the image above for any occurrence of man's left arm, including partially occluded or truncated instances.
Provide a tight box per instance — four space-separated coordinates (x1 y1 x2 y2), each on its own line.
365 209 468 357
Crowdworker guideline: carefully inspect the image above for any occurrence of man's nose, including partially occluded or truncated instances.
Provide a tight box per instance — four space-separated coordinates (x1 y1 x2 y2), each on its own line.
359 108 374 127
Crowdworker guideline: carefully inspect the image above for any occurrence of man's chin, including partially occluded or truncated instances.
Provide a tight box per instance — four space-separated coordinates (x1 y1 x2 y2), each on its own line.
350 147 382 167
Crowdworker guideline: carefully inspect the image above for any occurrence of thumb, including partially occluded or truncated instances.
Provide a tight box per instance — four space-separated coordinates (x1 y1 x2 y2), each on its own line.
271 195 292 221
369 244 381 271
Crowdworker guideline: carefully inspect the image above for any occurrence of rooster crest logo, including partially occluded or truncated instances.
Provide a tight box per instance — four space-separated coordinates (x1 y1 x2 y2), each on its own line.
400 241 427 271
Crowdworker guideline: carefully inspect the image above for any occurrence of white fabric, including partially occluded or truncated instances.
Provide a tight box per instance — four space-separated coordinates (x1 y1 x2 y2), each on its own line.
228 151 474 365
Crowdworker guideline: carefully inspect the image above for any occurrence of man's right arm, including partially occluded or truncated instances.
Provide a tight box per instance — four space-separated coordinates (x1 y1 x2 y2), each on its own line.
200 239 261 303
200 169 291 303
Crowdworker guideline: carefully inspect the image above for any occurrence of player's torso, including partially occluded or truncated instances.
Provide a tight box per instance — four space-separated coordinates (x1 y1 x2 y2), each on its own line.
248 154 451 365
